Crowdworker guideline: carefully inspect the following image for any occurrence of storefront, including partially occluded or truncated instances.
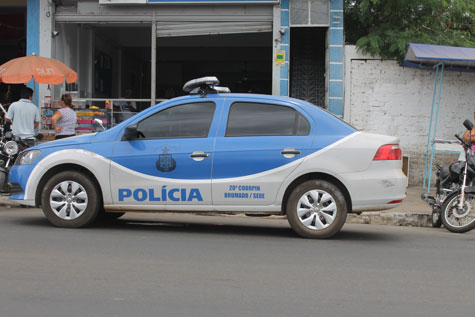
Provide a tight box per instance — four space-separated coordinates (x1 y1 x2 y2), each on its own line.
0 0 27 105
27 0 344 118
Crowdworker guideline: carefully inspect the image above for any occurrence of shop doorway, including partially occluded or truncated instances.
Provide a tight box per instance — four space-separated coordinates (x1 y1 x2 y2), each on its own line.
0 6 26 107
290 27 327 108
155 32 273 99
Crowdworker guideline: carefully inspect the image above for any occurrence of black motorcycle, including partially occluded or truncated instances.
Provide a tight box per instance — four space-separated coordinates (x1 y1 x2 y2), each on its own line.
439 120 475 233
0 129 42 193
422 120 475 227
0 131 22 193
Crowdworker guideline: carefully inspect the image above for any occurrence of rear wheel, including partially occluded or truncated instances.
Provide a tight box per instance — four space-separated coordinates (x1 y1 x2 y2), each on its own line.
41 171 101 228
286 180 347 239
441 191 475 233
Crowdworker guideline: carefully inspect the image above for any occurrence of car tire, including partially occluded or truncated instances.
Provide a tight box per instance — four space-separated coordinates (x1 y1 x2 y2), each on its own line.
41 171 101 228
286 180 347 239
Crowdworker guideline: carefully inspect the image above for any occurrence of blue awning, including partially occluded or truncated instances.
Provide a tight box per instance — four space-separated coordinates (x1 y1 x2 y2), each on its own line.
403 43 475 72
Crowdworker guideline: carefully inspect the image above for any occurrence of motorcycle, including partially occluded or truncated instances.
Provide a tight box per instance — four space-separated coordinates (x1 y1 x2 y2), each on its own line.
0 104 43 193
0 130 23 193
421 120 475 227
0 130 44 193
439 120 475 233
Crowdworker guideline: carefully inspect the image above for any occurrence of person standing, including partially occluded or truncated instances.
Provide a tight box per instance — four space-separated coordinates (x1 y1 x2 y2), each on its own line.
5 87 40 146
51 93 77 140
113 89 137 123
462 111 475 144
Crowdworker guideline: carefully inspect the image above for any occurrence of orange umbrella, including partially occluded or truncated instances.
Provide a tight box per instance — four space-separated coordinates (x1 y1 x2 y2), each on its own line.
0 54 77 84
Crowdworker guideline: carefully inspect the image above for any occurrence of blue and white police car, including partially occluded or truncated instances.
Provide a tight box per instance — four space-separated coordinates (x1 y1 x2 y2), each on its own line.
9 77 406 238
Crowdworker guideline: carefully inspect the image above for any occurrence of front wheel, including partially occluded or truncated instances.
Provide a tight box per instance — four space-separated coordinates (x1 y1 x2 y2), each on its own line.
441 191 475 233
286 180 347 239
41 171 101 228
431 207 442 228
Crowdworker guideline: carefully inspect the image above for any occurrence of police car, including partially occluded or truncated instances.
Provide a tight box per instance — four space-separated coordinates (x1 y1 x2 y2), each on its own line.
8 77 406 238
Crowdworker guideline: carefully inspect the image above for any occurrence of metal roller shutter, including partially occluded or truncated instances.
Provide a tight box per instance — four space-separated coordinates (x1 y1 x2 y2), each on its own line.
156 21 272 37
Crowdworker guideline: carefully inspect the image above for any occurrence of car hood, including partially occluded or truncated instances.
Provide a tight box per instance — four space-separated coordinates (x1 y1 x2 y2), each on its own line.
30 133 97 150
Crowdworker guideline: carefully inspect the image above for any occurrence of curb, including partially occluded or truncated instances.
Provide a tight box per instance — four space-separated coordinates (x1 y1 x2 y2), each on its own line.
347 212 432 227
0 196 21 207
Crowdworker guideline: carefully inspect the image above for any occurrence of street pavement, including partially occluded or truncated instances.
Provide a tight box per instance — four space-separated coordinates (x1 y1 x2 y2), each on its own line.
1 209 475 317
0 187 433 227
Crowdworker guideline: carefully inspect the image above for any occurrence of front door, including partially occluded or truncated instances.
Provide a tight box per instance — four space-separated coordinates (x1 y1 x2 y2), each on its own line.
110 101 219 206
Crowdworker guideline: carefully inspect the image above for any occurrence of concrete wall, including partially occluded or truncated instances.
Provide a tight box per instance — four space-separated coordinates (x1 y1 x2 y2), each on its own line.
344 45 475 186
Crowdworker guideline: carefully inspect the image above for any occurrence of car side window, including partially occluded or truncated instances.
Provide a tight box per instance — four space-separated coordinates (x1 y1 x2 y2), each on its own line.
225 102 310 137
137 102 215 139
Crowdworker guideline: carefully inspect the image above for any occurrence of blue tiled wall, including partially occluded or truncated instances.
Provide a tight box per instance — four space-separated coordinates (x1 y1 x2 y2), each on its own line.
328 0 344 116
281 0 344 115
279 0 290 96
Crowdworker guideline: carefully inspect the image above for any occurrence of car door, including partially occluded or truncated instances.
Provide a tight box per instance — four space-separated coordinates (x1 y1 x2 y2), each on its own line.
110 100 220 206
212 99 315 206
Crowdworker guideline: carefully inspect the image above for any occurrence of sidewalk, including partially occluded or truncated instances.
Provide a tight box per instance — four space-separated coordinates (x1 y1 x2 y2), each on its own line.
347 186 433 227
0 187 434 227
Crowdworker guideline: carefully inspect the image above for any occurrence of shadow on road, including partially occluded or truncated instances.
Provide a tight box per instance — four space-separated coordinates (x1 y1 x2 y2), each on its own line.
7 212 401 242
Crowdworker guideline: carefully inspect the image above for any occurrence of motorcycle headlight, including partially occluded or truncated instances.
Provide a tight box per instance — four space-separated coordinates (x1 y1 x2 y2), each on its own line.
4 141 19 155
15 150 42 166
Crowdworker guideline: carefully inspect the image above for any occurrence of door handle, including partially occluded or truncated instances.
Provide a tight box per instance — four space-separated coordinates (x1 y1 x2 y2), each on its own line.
190 151 210 158
281 148 301 155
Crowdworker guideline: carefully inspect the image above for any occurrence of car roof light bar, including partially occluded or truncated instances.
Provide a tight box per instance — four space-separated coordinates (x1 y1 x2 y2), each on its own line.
183 76 231 97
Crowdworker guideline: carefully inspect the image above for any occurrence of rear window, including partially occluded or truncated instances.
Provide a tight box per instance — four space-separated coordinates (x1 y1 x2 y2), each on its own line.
226 102 310 137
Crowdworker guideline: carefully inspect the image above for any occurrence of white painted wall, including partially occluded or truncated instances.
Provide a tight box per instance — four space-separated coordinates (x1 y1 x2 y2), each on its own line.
344 45 475 186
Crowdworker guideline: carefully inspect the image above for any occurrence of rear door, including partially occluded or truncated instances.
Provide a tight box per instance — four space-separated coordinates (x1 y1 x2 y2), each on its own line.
212 98 315 206
110 100 220 206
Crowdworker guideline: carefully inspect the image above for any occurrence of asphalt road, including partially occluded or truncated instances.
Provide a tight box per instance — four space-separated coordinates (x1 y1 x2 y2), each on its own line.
1 208 475 317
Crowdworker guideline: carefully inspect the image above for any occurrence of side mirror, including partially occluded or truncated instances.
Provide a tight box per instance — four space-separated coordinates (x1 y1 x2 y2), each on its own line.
93 118 105 131
464 119 474 131
124 124 139 140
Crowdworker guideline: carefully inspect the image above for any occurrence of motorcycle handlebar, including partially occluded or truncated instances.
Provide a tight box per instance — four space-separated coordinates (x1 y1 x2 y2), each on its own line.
455 134 472 149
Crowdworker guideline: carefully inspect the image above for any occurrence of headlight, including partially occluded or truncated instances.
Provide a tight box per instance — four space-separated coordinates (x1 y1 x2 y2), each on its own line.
4 141 19 156
14 150 42 165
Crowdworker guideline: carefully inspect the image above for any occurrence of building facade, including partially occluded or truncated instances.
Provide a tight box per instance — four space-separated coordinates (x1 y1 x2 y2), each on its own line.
24 0 343 113
344 46 475 185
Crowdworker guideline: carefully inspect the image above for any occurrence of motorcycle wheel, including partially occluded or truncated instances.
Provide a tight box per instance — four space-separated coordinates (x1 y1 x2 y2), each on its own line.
441 191 475 233
431 208 442 228
0 167 8 193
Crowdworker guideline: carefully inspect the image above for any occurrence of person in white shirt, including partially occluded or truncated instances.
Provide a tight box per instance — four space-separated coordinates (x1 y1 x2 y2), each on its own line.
5 87 41 146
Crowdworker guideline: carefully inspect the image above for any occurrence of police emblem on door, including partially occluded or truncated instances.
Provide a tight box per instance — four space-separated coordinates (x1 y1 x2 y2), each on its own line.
156 148 176 172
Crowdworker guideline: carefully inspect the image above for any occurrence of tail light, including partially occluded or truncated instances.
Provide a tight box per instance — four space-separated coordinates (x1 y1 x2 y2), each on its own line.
387 199 403 204
373 144 402 160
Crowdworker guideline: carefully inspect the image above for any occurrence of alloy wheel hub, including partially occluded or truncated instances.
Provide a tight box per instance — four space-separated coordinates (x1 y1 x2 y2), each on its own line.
49 181 88 220
297 189 337 230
